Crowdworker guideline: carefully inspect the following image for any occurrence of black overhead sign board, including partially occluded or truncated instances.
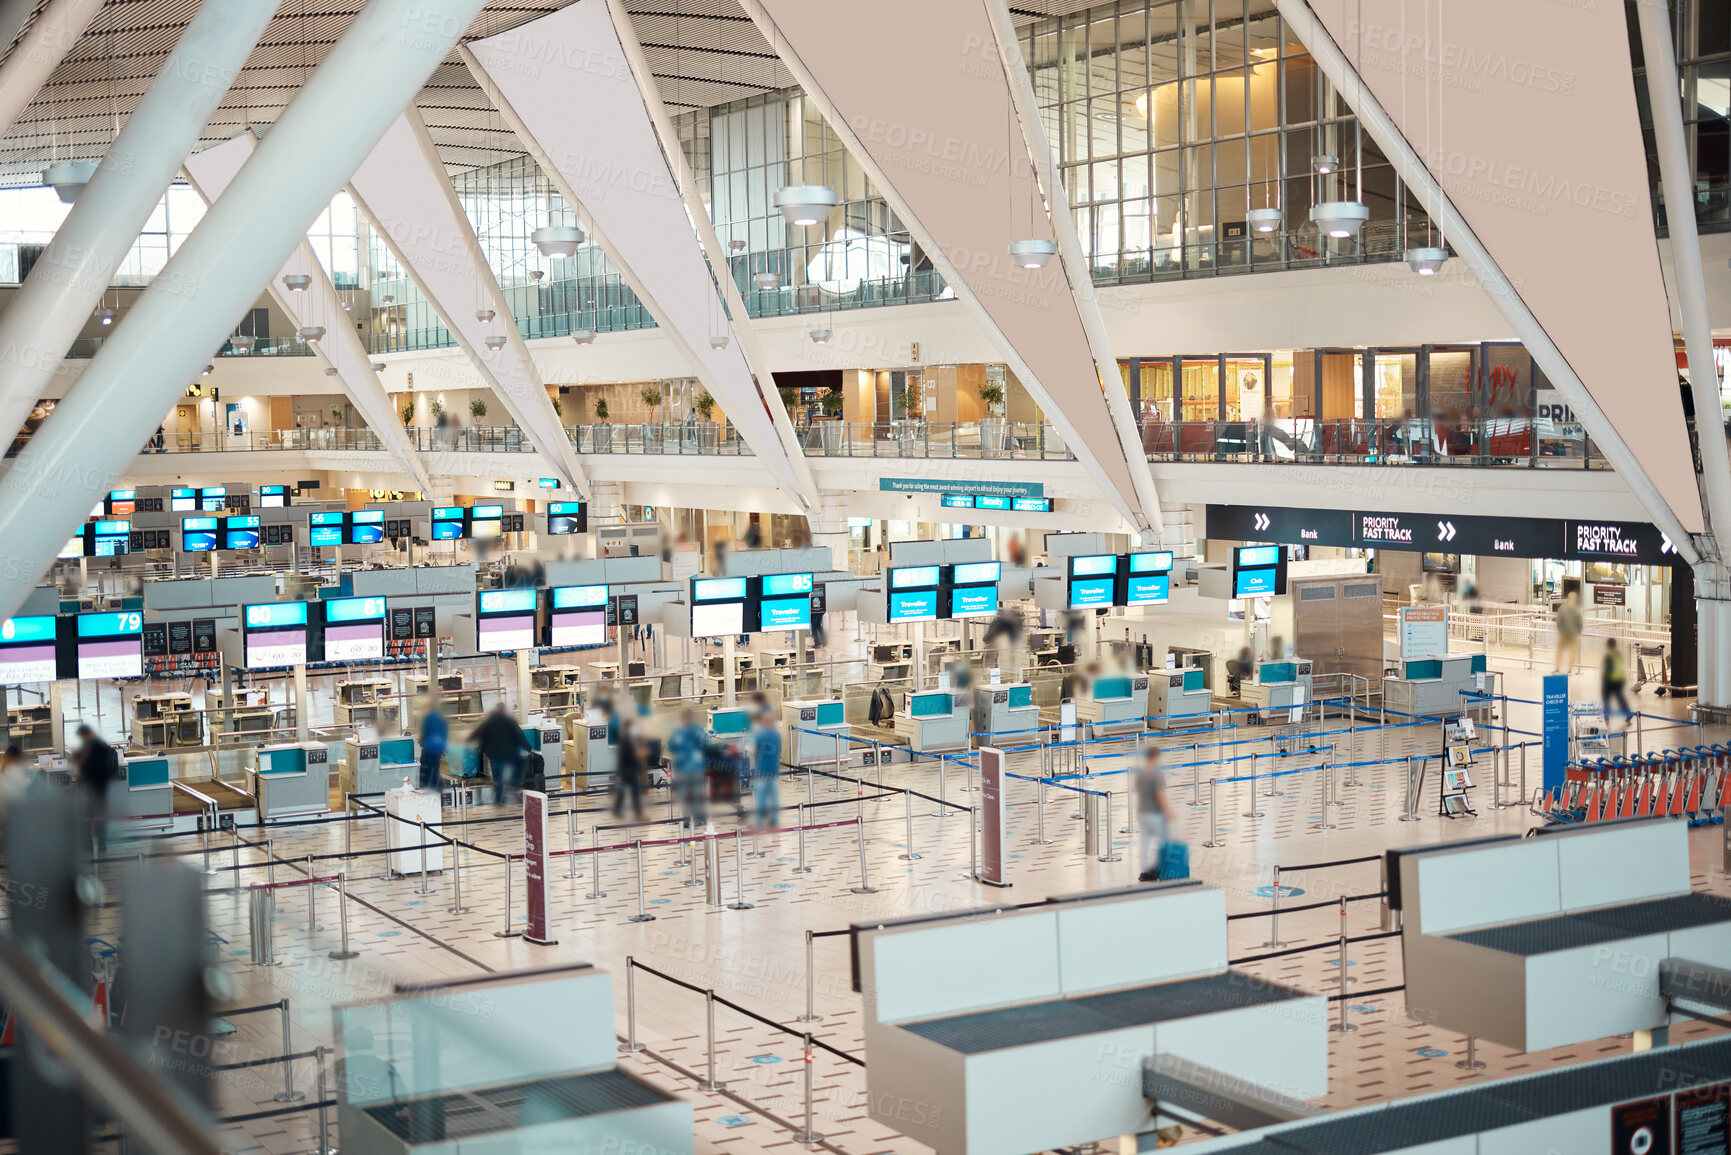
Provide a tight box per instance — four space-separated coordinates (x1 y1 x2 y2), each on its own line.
1207 504 1680 566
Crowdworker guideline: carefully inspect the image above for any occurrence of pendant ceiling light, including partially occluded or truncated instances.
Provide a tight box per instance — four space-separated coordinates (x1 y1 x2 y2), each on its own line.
297 325 325 344
380 294 396 305
572 329 596 345
43 159 94 204
1311 153 1338 174
709 334 730 350
231 334 255 352
283 273 312 292
1309 201 1368 239
476 308 495 323
1403 1 1447 278
530 269 545 281
1246 208 1283 233
774 185 839 228
531 224 584 259
94 306 116 326
808 328 832 345
484 335 507 351
1007 239 1057 268
201 364 213 376
728 238 746 253
1404 246 1446 275
324 366 338 377
370 361 387 372
754 272 781 290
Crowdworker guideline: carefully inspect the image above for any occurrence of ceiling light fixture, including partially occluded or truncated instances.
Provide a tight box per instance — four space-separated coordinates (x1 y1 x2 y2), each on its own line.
43 160 95 204
380 294 395 305
1309 201 1369 239
709 334 730 350
1007 239 1058 268
94 306 115 325
297 324 325 344
1404 245 1447 276
774 185 839 227
231 334 255 352
808 328 832 345
1246 207 1284 234
484 335 507 351
283 274 312 292
531 224 584 258
572 329 596 345
754 272 781 290
1311 153 1339 175
476 308 495 323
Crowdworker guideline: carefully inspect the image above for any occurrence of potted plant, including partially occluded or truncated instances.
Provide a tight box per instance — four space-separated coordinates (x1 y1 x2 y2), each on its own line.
977 379 1008 457
429 399 444 422
593 396 612 451
401 403 414 426
469 398 488 422
818 389 846 452
639 386 664 451
692 391 717 449
550 396 563 421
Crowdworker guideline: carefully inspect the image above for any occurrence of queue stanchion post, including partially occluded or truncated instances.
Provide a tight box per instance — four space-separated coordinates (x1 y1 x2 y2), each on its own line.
899 790 921 860
1330 897 1355 1033
704 988 725 1091
1098 791 1121 862
1262 866 1287 948
1188 744 1205 808
1455 1035 1485 1072
586 827 606 899
798 929 821 1023
1261 747 1286 798
417 820 431 895
629 840 655 922
623 958 645 1052
851 815 878 894
343 795 353 860
1201 780 1224 848
567 808 578 879
449 830 466 914
729 830 755 910
1033 777 1051 845
794 1034 823 1146
316 1045 330 1155
305 855 320 934
328 871 358 960
1242 755 1265 818
274 999 303 1102
494 855 521 939
794 803 811 873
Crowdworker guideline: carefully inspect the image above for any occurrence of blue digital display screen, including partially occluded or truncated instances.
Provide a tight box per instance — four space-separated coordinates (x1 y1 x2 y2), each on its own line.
310 511 346 526
1235 568 1279 597
1012 497 1053 512
309 526 343 547
181 516 219 532
227 516 260 530
889 566 940 589
761 572 813 597
350 510 383 524
78 611 143 638
479 589 538 614
976 495 1012 511
347 524 384 545
431 520 463 540
552 584 607 608
0 615 57 643
693 577 748 602
470 504 504 520
246 602 308 628
325 596 386 622
1068 577 1115 608
951 562 1001 585
224 529 260 550
1130 551 1174 573
888 589 940 622
759 596 812 630
432 506 464 520
1070 554 1118 577
182 531 216 552
92 520 129 536
1126 575 1170 606
1237 545 1281 568
951 586 998 617
940 494 975 508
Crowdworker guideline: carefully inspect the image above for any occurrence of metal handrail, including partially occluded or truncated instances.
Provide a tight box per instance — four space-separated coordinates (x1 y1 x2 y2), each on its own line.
0 930 221 1155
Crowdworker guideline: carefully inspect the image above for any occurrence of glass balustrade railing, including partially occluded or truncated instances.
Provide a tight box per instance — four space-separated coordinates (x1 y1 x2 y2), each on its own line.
99 415 1623 470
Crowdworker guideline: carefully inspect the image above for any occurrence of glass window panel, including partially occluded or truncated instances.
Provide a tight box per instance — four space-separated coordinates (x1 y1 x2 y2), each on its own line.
1121 149 1152 199
1067 101 1092 162
1153 149 1182 197
1093 158 1121 202
1094 202 1121 265
1217 137 1248 187
1249 60 1279 131
1150 82 1181 147
1183 143 1213 190
1701 0 1730 58
1089 14 1118 99
1123 196 1153 258
1216 67 1248 136
1283 51 1316 124
1697 61 1731 118
1213 0 1247 70
1120 90 1150 157
1149 3 1180 83
1090 98 1120 162
1177 0 1210 75
1182 77 1212 141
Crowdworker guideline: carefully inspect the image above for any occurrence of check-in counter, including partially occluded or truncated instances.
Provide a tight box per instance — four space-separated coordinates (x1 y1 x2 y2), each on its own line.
1148 668 1212 728
781 698 849 764
334 679 400 731
1073 675 1148 736
894 690 969 752
856 884 1326 1155
525 722 565 785
342 734 418 798
111 754 175 828
250 742 331 819
971 683 1037 743
130 694 203 749
1393 819 1731 1053
1382 652 1487 719
564 721 615 792
384 785 442 876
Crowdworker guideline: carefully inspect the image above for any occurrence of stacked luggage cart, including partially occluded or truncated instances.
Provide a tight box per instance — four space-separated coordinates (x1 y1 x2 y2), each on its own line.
1531 743 1731 827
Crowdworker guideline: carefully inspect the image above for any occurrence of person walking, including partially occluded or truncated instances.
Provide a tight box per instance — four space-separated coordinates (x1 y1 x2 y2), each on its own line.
668 708 710 828
471 703 532 806
1555 589 1584 674
1602 638 1631 724
612 715 646 820
1135 747 1175 882
417 695 448 790
72 724 120 854
751 706 782 828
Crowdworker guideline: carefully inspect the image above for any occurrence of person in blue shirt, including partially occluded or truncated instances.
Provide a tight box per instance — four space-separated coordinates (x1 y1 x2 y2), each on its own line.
668 709 710 828
751 707 782 828
418 696 448 790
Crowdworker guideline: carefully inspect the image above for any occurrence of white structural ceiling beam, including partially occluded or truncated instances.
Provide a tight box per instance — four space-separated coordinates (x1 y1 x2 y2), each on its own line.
739 0 1158 533
461 0 816 510
1635 1 1731 555
1275 0 1703 559
182 132 434 495
0 0 494 620
0 0 104 141
0 0 277 451
346 110 589 497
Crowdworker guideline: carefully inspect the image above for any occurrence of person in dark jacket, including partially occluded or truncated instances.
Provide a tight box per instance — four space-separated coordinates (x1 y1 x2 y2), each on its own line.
471 704 532 806
72 724 120 852
612 715 646 820
418 696 448 789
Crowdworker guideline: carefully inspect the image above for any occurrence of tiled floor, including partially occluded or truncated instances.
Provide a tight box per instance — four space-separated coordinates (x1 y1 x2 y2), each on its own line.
78 652 1731 1153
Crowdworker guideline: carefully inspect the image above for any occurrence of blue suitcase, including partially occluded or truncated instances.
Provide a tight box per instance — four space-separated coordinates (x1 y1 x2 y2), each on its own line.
1158 840 1190 881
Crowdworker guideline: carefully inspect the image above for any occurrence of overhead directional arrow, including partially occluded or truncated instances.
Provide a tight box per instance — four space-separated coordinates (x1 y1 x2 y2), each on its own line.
1254 512 1271 532
1438 521 1457 543
1661 532 1675 554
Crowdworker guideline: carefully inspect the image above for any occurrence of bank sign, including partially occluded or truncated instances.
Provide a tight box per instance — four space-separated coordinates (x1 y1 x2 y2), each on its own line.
1207 505 1677 566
